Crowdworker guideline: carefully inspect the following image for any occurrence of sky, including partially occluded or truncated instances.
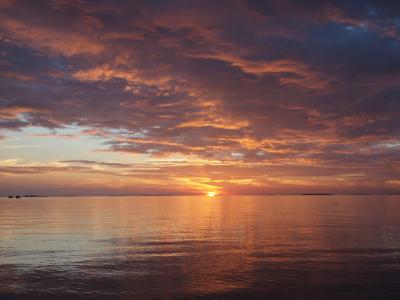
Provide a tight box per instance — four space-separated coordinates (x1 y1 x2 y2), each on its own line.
0 0 399 196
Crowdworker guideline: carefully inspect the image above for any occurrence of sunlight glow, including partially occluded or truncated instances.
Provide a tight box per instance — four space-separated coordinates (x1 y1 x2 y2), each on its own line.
207 192 217 197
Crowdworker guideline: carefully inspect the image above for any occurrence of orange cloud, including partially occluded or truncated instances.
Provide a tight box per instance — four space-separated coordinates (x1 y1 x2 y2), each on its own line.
0 3 105 56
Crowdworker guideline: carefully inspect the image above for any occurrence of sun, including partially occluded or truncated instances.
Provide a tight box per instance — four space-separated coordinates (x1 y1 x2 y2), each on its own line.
207 192 217 197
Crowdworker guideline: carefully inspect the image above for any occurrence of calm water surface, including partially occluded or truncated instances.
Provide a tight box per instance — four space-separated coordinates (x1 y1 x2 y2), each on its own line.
1 195 400 299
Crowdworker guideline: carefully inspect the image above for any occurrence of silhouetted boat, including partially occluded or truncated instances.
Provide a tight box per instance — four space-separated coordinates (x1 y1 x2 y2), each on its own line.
15 195 21 198
8 195 13 198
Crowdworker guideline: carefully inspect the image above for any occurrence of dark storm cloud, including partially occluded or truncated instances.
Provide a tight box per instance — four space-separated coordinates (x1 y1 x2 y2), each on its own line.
0 0 399 192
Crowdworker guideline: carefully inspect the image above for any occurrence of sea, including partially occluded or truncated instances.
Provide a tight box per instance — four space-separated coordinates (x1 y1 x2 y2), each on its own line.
1 195 400 299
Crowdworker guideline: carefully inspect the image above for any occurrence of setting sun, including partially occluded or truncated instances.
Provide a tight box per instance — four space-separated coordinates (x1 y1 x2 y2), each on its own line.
207 192 217 197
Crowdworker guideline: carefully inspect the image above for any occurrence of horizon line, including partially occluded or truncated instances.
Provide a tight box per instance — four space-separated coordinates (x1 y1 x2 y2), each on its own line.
3 193 400 198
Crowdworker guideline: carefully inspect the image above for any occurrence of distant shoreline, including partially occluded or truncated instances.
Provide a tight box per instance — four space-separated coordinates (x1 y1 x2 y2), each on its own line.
2 193 400 198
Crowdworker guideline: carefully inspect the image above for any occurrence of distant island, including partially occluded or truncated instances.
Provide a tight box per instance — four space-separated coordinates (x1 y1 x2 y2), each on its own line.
301 193 335 195
7 195 47 198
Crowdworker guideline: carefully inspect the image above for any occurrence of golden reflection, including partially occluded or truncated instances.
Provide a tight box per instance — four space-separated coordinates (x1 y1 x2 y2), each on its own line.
2 195 397 297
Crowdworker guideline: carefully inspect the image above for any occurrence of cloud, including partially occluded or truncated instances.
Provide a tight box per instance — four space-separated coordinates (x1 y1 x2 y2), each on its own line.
0 0 399 194
0 1 105 56
60 160 132 168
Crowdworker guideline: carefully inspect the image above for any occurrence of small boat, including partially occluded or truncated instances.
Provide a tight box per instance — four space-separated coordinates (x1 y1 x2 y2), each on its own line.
15 195 21 198
8 195 13 198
